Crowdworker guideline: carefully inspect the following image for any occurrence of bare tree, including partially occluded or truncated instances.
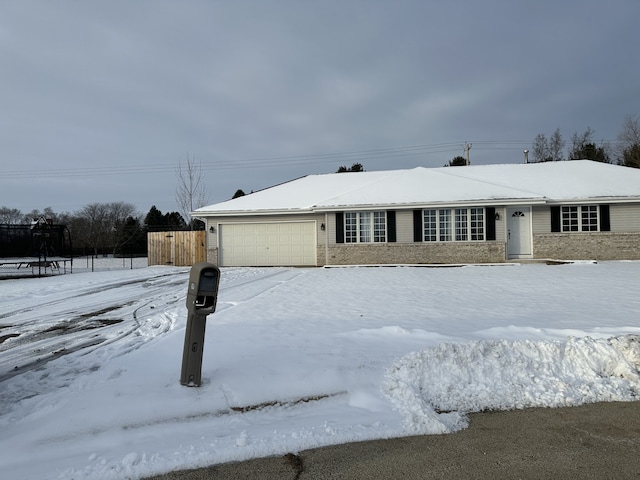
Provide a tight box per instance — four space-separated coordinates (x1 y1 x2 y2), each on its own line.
548 128 565 162
532 133 549 162
74 202 137 255
532 128 565 162
74 203 108 255
22 206 70 224
0 206 23 224
176 153 208 230
570 127 595 159
569 127 610 162
617 114 640 168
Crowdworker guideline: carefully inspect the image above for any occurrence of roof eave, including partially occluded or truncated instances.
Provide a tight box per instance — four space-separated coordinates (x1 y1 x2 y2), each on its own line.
193 195 640 218
545 196 640 205
312 198 547 212
191 207 315 217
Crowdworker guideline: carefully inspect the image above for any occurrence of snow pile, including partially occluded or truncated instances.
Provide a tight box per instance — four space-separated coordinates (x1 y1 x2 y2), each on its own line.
1 262 640 479
385 335 640 433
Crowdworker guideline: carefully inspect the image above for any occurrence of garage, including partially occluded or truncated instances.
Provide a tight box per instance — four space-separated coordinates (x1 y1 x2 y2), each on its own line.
218 222 317 267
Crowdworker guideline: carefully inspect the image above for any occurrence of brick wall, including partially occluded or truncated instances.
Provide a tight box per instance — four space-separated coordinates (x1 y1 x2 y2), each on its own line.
206 246 219 265
320 241 506 266
534 233 640 260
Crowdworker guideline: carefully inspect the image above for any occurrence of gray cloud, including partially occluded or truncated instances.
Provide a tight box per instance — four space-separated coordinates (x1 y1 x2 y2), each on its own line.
1 0 638 215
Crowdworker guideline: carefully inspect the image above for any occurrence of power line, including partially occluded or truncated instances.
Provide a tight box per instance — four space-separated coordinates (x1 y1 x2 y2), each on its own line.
0 140 545 179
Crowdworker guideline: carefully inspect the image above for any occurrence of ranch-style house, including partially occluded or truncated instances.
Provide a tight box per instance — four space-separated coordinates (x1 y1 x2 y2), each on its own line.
193 161 640 267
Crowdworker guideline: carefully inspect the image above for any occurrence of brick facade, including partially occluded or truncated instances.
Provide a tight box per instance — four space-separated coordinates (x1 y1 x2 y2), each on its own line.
319 241 506 266
206 246 219 265
203 203 640 266
533 233 640 260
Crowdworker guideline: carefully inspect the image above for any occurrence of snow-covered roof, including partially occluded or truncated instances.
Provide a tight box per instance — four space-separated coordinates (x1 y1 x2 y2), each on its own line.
194 161 640 215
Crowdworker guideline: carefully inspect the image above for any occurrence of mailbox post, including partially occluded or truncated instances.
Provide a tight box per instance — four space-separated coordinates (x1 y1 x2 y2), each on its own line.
180 262 221 386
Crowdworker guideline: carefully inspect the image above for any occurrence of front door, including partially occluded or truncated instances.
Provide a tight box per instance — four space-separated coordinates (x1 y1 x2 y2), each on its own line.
507 207 532 258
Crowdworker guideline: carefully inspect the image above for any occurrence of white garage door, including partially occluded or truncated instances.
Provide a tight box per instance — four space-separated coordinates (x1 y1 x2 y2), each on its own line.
219 222 316 267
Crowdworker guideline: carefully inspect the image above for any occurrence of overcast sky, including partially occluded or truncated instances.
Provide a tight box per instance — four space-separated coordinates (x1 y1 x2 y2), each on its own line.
1 0 638 218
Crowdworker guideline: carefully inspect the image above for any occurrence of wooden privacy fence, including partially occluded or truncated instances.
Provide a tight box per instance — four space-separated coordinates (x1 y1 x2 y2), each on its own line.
147 230 207 266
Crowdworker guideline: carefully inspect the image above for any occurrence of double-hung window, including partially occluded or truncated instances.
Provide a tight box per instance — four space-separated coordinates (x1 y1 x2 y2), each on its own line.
439 209 452 241
581 206 598 231
424 210 437 241
345 211 386 243
562 206 598 232
455 208 468 241
423 208 484 242
470 207 485 240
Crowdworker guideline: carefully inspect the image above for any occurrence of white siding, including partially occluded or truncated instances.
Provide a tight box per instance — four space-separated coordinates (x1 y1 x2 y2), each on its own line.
395 210 415 243
532 206 550 234
611 204 640 232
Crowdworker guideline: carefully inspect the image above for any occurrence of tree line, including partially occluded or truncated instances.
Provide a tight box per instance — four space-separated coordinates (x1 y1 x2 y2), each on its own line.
527 114 639 166
0 203 202 256
0 153 211 258
5 115 638 256
445 114 640 167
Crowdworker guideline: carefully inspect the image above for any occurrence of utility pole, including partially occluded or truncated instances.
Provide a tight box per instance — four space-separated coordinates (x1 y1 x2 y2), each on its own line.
464 142 472 165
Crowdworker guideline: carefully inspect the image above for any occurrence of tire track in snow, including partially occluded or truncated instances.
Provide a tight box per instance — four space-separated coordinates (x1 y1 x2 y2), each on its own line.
0 272 188 382
0 268 306 384
214 268 307 313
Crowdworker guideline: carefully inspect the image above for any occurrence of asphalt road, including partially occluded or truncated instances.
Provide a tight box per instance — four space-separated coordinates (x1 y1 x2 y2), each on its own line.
146 400 640 480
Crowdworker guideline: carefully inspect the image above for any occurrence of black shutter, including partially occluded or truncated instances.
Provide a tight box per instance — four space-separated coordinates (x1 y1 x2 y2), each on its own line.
600 205 610 231
550 206 561 232
486 207 496 241
336 212 344 243
387 211 396 243
413 210 422 242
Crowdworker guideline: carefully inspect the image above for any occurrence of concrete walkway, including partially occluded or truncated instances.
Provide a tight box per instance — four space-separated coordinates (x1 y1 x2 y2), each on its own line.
146 401 640 479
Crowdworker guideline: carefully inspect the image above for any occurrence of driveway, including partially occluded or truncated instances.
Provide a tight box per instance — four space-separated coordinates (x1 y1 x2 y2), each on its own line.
146 400 640 479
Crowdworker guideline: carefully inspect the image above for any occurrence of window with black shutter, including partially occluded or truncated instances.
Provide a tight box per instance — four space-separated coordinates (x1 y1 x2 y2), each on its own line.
387 211 396 243
335 212 344 243
550 206 561 232
413 210 422 242
486 207 496 241
600 205 610 231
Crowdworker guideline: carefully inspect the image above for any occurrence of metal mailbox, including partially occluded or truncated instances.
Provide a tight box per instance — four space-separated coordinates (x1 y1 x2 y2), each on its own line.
180 262 220 386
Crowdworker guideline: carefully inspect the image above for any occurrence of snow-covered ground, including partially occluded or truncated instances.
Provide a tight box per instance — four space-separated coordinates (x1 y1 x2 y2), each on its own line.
1 262 639 479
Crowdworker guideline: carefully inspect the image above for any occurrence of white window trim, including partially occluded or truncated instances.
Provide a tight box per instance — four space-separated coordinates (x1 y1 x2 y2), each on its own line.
345 211 387 243
561 205 600 232
423 207 485 242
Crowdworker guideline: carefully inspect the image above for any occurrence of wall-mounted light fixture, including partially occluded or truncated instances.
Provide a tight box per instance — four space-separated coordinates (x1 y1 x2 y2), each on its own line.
209 226 216 233
494 212 500 221
320 223 326 231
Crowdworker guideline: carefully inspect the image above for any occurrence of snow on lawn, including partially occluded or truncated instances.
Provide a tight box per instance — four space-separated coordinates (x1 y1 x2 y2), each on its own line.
1 262 640 479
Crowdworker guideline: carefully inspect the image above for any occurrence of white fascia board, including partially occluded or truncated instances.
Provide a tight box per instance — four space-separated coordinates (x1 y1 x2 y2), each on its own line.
191 208 315 217
311 197 547 212
544 196 640 205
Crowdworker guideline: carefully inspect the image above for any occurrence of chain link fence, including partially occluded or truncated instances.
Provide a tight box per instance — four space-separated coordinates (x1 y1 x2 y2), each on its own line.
0 255 148 279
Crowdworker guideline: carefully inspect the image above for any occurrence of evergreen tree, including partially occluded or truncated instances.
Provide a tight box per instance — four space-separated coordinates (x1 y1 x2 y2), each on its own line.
164 211 188 230
336 163 364 173
144 206 166 232
448 156 467 166
115 216 146 255
621 144 640 168
569 128 610 162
